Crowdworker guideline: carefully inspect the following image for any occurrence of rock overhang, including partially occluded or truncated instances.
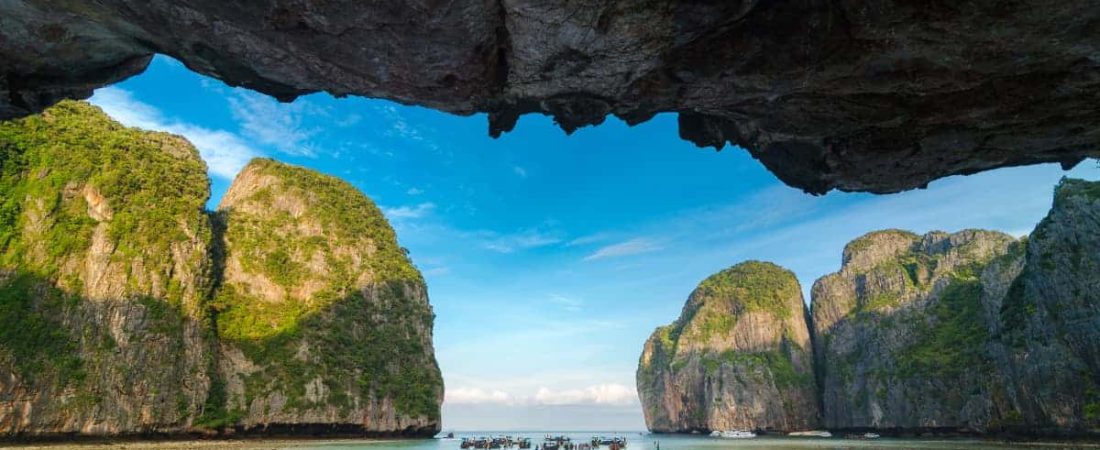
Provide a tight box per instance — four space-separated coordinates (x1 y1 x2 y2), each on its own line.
2 0 1098 194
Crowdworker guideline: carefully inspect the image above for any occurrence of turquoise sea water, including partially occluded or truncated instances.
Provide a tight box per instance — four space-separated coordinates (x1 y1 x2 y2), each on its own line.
291 432 1097 450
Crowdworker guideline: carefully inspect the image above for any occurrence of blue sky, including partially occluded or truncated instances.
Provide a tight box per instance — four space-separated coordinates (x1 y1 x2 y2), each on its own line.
89 56 1099 431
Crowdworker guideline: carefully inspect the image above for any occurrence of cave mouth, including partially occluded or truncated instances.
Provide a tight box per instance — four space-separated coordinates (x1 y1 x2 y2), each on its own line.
34 52 1095 433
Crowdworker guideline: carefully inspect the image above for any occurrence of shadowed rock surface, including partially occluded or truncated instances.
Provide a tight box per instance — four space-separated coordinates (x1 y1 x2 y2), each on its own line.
811 229 1023 431
2 1 1099 193
637 261 819 433
0 103 441 439
989 179 1100 434
811 181 1100 435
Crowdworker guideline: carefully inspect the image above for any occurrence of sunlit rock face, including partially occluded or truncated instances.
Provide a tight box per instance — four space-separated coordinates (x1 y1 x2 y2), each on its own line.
214 159 443 436
2 1 1099 193
637 262 819 433
0 103 442 438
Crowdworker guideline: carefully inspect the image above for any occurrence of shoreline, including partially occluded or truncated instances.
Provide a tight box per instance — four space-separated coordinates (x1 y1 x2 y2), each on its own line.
0 438 405 449
0 432 433 448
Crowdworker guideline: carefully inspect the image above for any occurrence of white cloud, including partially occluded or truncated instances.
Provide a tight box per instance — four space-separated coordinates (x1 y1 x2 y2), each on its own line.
446 388 515 405
513 166 528 178
584 238 662 261
228 92 319 157
90 87 260 180
407 187 424 195
445 384 638 407
383 202 436 220
534 384 638 406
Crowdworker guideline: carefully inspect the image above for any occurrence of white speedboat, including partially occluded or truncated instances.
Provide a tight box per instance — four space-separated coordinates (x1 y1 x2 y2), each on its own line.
709 430 756 439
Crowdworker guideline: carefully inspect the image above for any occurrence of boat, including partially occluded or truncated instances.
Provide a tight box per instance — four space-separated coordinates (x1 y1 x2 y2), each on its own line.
788 430 832 437
709 430 756 439
591 436 627 448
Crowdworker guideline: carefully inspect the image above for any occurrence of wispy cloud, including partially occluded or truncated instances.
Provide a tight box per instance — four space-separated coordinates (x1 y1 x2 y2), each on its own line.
383 202 436 220
513 166 528 178
549 294 583 312
90 87 260 180
376 104 441 152
228 92 319 157
481 229 561 253
567 232 611 247
335 113 362 127
407 187 424 196
584 238 662 261
423 266 451 277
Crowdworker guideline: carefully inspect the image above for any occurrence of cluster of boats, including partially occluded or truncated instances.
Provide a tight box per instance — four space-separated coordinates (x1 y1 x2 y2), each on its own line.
458 436 627 450
459 437 532 449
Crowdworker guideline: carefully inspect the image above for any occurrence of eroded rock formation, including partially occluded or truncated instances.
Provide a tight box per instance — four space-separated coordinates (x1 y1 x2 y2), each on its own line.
637 261 819 433
811 229 1023 431
0 102 442 438
0 101 216 436
214 159 443 435
640 179 1100 436
812 181 1100 434
2 1 1099 193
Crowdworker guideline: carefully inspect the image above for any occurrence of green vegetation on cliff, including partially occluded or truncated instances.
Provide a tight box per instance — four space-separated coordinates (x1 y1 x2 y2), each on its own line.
0 101 210 399
694 261 800 321
896 274 989 378
0 273 83 386
0 101 210 277
0 102 442 435
638 260 818 432
214 158 441 421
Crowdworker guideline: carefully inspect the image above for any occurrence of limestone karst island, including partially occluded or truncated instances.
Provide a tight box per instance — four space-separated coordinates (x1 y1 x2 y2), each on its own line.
1 2 1099 449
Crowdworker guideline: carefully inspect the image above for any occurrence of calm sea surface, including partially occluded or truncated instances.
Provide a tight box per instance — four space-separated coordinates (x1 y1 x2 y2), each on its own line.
287 432 1097 450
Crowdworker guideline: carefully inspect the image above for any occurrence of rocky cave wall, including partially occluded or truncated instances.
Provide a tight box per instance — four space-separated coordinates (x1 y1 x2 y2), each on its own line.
2 0 1099 193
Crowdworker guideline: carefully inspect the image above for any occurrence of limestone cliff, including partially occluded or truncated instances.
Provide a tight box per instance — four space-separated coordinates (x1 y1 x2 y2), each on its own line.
0 101 214 436
211 159 442 435
812 181 1100 435
637 261 818 433
989 178 1100 434
811 229 1022 431
0 103 442 438
640 179 1100 436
